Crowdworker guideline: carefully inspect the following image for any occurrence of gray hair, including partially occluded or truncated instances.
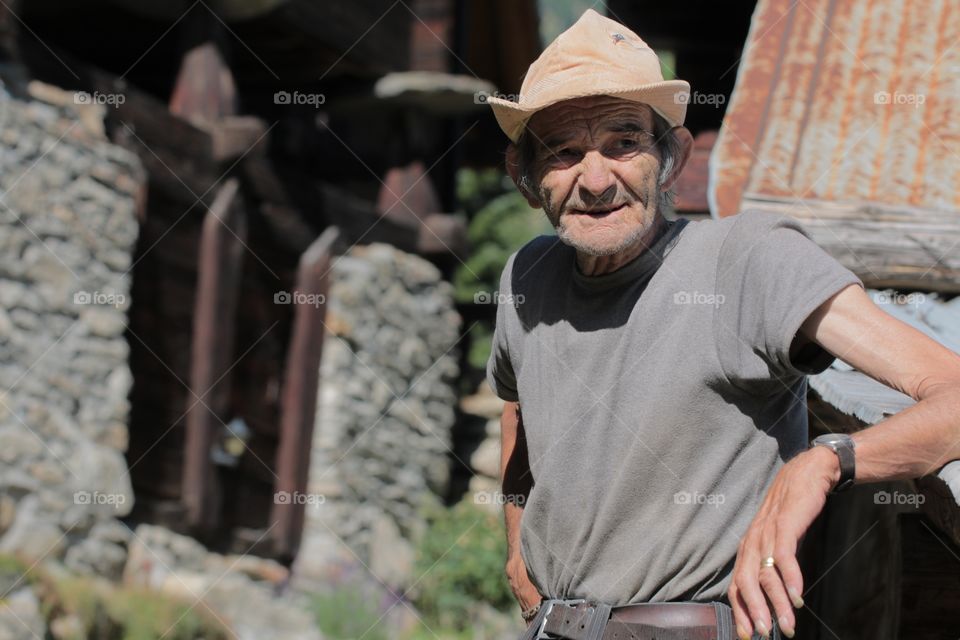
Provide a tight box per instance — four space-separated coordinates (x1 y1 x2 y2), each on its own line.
512 108 682 214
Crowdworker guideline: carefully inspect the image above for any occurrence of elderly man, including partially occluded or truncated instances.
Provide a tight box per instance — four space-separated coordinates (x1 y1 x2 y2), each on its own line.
484 9 960 640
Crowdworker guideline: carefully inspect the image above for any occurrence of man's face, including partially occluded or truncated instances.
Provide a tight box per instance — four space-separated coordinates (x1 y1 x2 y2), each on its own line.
525 96 665 257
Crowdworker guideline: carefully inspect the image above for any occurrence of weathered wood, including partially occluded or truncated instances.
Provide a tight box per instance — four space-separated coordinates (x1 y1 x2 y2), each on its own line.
416 212 467 255
169 40 237 126
377 161 442 226
210 116 269 163
917 472 960 550
740 196 960 292
897 513 960 638
183 178 246 533
797 481 904 640
673 130 716 213
270 227 338 558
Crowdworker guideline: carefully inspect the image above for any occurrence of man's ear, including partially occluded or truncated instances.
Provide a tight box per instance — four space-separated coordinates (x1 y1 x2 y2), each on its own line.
659 126 694 192
505 143 542 209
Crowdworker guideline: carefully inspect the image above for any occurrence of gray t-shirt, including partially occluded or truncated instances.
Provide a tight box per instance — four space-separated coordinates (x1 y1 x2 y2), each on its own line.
486 210 863 605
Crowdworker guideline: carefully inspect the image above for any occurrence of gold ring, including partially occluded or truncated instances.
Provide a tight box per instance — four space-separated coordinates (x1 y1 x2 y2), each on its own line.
761 556 776 569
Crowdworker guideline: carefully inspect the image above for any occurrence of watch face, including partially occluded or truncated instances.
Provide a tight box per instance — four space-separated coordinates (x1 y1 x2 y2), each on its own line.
815 434 850 447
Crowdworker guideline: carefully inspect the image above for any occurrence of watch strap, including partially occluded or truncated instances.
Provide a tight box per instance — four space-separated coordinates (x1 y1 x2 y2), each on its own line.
811 434 856 492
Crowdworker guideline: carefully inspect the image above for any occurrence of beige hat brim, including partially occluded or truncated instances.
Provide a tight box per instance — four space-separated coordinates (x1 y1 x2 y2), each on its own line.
487 80 690 143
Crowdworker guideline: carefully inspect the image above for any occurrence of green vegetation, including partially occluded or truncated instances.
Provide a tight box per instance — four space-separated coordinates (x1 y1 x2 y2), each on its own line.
308 583 388 640
453 168 554 370
0 554 230 640
411 500 514 632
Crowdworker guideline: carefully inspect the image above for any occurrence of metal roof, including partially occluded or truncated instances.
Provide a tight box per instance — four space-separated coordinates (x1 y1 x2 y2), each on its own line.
711 0 960 214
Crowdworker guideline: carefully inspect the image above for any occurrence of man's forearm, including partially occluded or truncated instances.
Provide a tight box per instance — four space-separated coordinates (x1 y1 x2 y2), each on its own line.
849 382 960 481
505 501 524 563
500 401 533 549
500 400 539 609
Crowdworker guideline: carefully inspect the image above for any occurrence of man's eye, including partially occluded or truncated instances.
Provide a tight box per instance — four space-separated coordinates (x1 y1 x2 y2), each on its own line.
618 137 638 149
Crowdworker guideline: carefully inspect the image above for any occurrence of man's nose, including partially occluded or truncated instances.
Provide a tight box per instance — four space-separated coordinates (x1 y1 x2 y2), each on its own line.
577 151 617 205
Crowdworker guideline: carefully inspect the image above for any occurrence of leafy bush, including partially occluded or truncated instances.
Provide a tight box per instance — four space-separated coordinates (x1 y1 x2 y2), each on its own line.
308 583 388 640
453 169 554 370
412 500 513 631
0 554 230 640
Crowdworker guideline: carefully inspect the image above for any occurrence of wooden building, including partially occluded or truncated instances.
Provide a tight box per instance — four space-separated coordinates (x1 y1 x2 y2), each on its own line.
2 0 540 562
709 0 960 636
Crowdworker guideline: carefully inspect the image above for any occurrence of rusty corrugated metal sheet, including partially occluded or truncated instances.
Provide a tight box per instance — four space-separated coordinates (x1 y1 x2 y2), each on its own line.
709 0 960 290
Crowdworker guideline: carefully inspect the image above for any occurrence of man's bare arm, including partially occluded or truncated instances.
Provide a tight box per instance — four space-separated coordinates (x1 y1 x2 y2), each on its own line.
500 400 540 613
729 283 960 639
801 283 960 478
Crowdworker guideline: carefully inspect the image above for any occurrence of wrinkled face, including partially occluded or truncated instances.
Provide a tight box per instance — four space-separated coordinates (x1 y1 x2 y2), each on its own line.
526 96 665 256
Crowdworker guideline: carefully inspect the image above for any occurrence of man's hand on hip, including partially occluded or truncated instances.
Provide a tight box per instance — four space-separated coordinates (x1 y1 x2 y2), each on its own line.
728 446 840 639
506 552 542 615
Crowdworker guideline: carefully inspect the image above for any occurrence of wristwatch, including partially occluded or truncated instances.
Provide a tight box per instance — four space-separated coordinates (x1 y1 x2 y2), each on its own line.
810 433 856 492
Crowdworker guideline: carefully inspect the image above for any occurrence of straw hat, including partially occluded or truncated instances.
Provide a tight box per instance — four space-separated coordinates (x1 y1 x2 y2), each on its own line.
487 9 690 143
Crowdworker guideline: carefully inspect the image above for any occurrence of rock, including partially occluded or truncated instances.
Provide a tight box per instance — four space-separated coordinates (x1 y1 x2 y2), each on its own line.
48 614 85 640
0 89 138 571
0 587 46 640
300 243 461 591
0 495 15 534
460 381 506 418
0 497 65 561
80 306 126 337
470 436 501 479
0 429 44 463
124 524 326 640
368 514 415 590
64 534 128 581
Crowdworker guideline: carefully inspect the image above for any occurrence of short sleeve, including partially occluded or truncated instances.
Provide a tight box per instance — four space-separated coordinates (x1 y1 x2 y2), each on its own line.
714 211 863 386
486 252 520 402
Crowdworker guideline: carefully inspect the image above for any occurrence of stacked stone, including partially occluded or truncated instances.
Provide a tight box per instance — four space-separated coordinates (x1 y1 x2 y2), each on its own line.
0 82 142 583
296 243 462 591
459 381 506 513
124 524 324 640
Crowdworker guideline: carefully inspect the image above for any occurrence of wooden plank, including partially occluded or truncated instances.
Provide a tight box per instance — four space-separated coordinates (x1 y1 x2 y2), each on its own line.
182 178 246 533
270 227 339 558
739 196 960 292
897 513 960 639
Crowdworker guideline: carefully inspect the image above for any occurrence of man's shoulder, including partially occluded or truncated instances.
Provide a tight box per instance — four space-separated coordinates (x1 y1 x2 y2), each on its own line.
710 210 812 260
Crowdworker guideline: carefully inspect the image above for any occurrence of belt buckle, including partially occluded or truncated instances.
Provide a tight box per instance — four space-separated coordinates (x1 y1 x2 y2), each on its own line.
535 598 585 639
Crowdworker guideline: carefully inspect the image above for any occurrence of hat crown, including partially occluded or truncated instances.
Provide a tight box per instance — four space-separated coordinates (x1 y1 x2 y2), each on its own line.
484 8 689 143
520 9 666 106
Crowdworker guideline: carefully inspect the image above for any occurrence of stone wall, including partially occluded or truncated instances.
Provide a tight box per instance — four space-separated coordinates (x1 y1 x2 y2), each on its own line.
295 243 462 591
0 81 142 578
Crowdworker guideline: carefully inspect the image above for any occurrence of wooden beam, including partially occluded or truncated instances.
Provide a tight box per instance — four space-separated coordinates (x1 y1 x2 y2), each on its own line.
740 196 960 293
270 226 338 558
183 178 246 533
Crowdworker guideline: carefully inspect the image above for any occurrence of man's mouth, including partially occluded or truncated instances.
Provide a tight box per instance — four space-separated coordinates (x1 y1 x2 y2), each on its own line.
572 203 626 217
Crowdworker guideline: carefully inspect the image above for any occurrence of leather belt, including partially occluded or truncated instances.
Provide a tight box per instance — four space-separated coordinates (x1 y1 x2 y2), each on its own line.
524 600 734 640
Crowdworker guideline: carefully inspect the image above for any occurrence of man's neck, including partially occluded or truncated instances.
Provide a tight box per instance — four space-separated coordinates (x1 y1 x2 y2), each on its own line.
575 215 668 276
